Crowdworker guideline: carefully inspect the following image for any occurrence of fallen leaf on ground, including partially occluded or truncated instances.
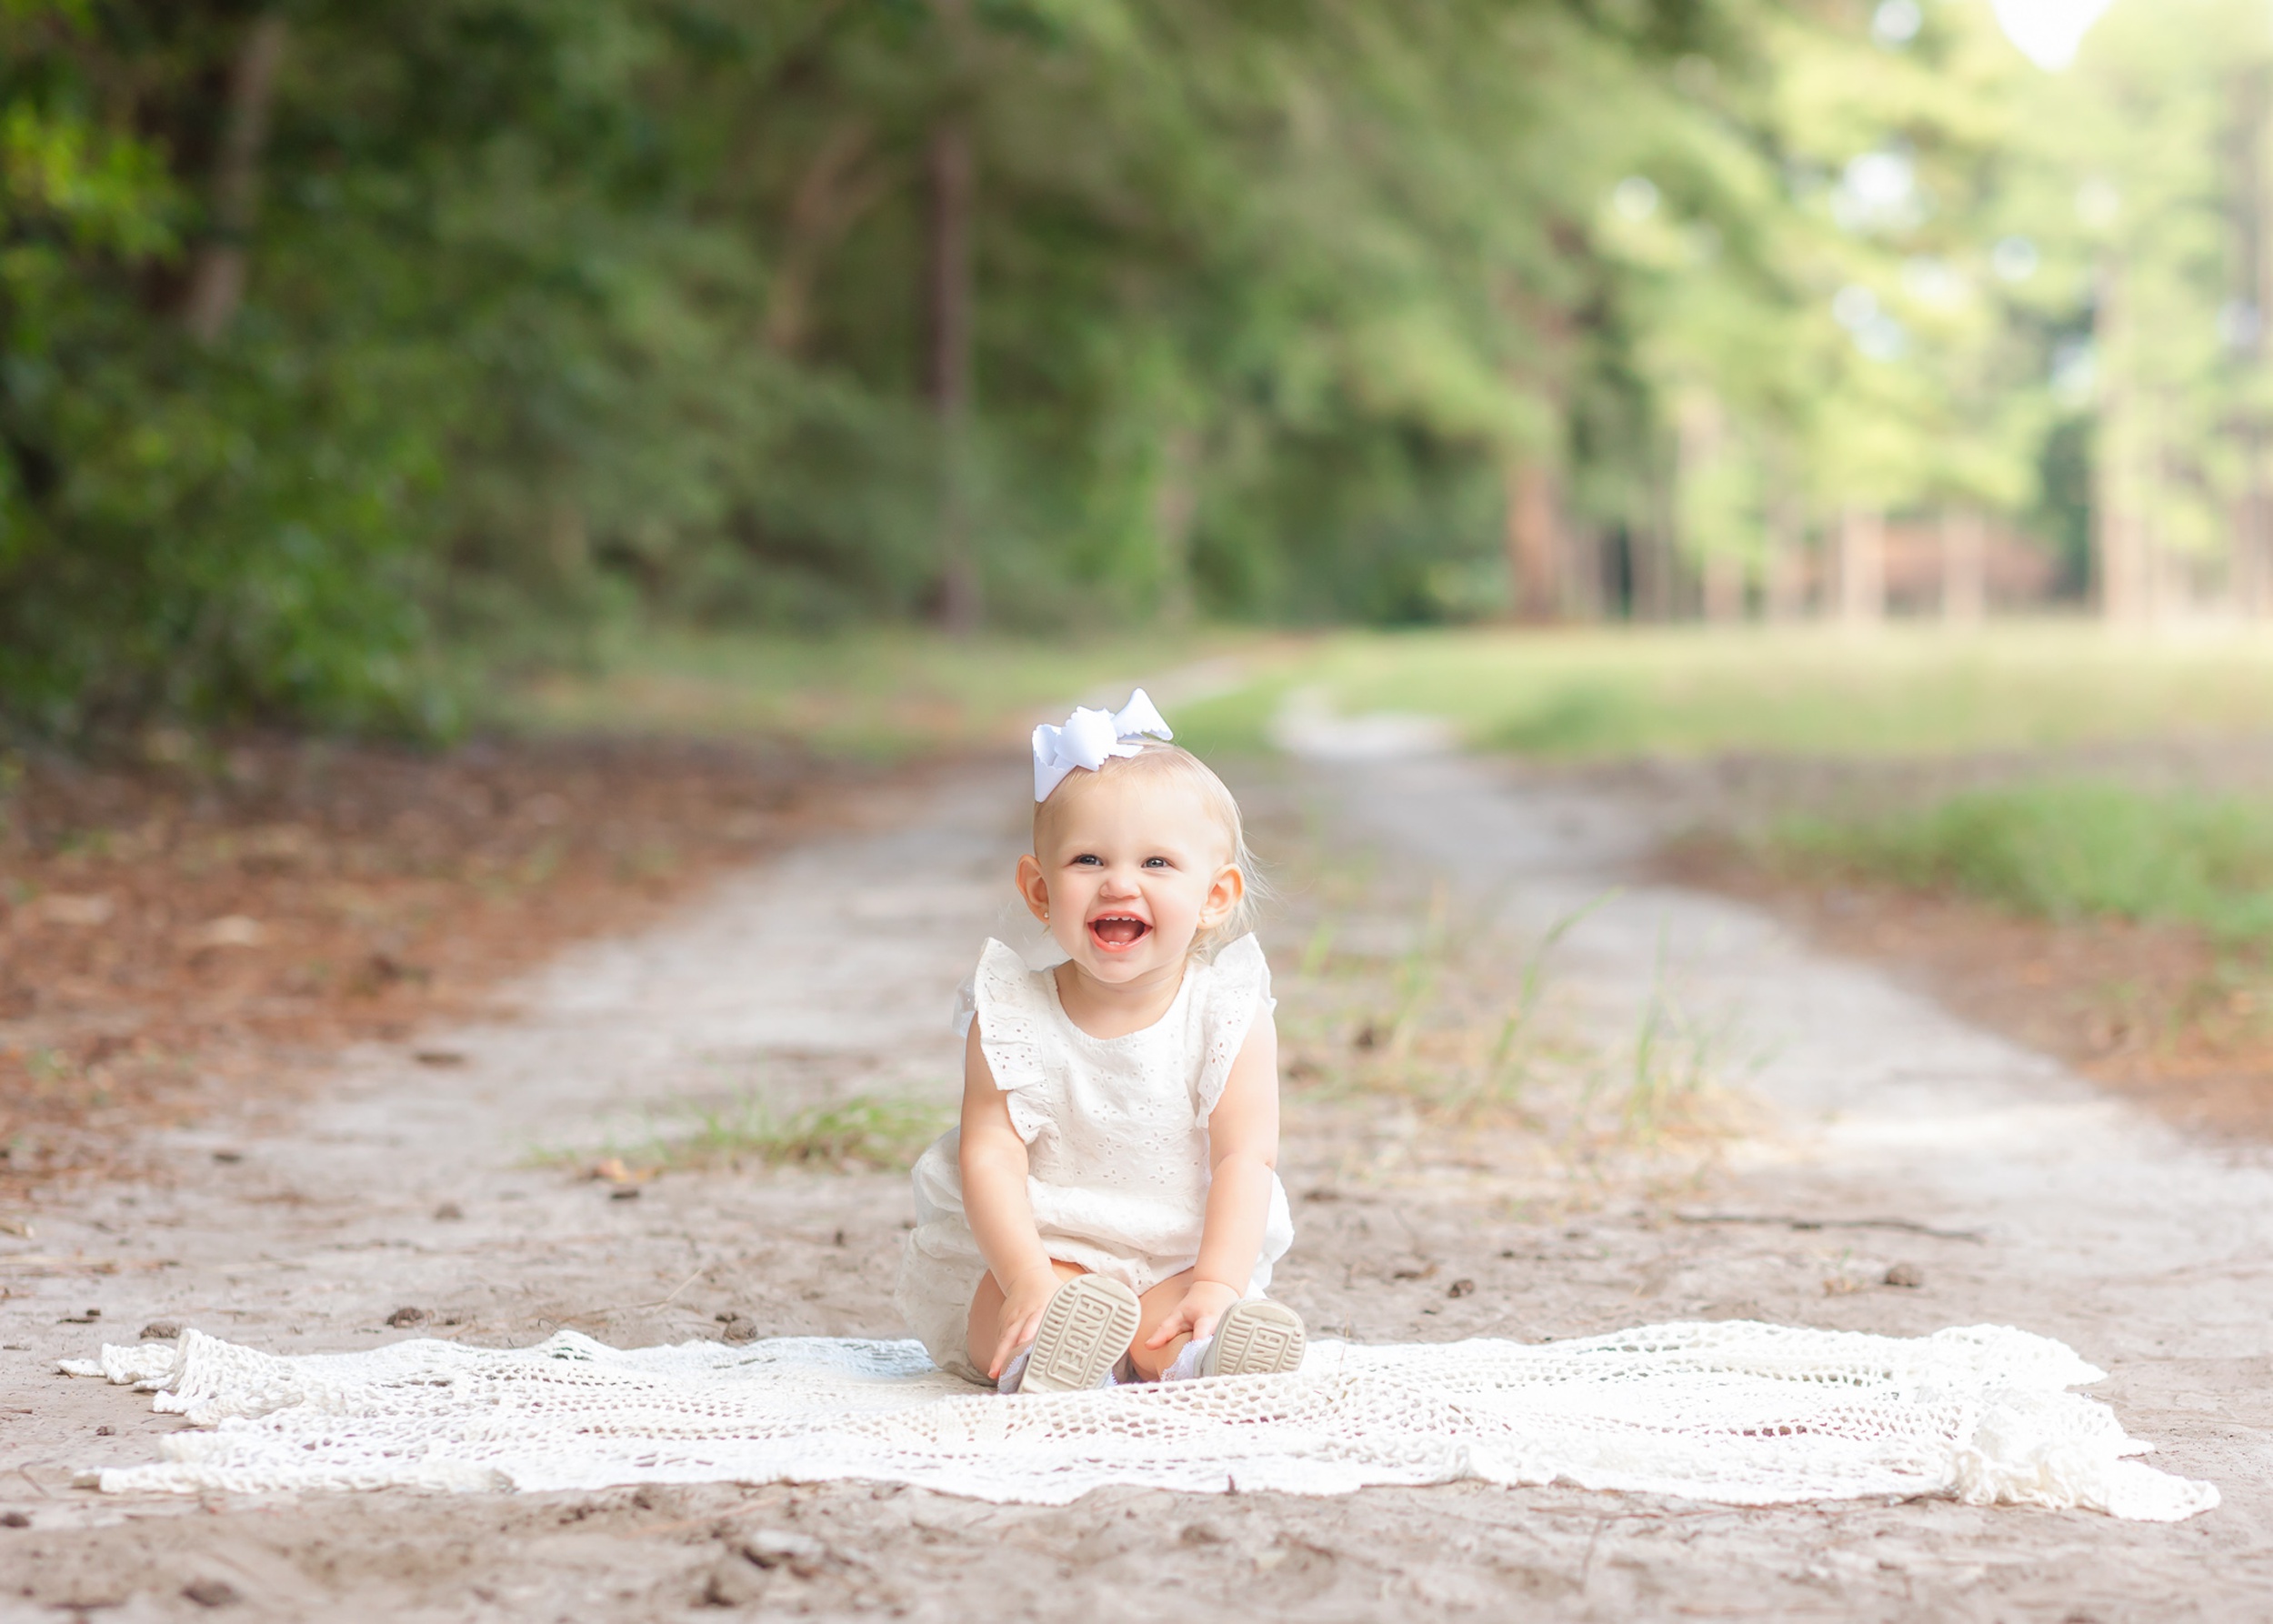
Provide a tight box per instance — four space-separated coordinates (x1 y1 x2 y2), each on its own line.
588 1157 656 1186
185 915 266 949
28 895 115 927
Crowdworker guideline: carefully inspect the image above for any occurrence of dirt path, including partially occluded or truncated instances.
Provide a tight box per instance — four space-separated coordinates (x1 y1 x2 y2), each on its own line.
4 750 2269 1621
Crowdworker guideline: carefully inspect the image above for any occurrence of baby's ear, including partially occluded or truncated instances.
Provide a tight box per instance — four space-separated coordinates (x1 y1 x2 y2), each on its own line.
1014 852 1051 922
1203 861 1247 924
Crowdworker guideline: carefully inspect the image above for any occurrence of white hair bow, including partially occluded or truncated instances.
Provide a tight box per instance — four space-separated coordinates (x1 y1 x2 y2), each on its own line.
1031 689 1174 802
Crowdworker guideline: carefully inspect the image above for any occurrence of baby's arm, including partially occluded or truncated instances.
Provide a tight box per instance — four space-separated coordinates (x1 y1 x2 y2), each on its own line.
1146 1002 1280 1349
956 1023 1060 1378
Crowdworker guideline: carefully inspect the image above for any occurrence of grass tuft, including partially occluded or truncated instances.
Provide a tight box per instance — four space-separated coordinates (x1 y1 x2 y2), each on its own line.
540 1092 953 1177
1273 864 1748 1174
1776 781 2273 944
662 1093 954 1170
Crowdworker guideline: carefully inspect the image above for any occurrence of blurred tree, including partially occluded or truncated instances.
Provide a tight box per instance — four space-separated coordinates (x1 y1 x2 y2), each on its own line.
2031 0 2273 620
1597 0 2049 623
3 0 2131 738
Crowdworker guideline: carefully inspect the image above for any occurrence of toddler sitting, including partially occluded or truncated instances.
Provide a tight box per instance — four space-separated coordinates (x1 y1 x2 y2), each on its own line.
896 691 1304 1391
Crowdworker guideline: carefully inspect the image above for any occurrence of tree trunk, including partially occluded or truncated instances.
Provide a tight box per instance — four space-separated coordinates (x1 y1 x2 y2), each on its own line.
2094 257 2148 624
1764 495 1807 621
1676 392 1741 623
2228 66 2272 615
1702 552 1745 624
546 503 589 581
1631 483 1677 622
1561 525 1606 620
1494 267 1576 623
1939 507 1987 624
184 13 287 345
1153 427 1199 624
1503 459 1562 621
1837 506 1884 626
764 119 882 358
2238 456 2273 616
924 114 979 633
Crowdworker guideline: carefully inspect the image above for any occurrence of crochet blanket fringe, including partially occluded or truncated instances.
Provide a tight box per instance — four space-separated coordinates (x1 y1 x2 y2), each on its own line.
60 1319 2217 1520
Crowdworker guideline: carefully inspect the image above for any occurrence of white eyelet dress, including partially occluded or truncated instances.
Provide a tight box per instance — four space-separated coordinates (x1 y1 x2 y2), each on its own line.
894 932 1296 1384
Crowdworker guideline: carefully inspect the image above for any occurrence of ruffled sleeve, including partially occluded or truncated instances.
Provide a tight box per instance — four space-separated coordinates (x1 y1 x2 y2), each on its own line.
1194 933 1275 1125
969 938 1056 1143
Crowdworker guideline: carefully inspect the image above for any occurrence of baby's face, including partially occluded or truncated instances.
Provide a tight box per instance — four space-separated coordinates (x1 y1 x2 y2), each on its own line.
1021 773 1240 987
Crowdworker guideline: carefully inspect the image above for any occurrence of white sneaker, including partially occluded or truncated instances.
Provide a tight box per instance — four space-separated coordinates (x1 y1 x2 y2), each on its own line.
1011 1274 1141 1395
1198 1300 1307 1378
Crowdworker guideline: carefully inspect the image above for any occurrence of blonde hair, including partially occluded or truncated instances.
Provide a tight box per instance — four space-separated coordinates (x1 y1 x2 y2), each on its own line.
1032 741 1266 957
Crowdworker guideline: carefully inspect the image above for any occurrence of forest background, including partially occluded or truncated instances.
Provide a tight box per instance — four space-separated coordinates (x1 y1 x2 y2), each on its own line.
0 0 2261 739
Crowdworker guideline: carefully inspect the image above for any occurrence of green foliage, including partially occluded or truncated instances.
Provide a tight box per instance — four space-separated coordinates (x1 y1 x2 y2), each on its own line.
1778 782 2273 943
3 0 1777 737
2018 0 2273 606
9 0 2244 741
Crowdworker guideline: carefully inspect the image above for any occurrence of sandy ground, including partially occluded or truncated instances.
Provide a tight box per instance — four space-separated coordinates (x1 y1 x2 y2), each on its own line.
3 749 2270 1621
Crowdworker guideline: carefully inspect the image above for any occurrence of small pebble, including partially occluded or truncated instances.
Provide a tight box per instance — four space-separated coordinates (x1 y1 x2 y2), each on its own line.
720 1317 759 1345
609 1187 641 1201
139 1321 182 1341
94 1425 114 1436
1447 1278 1476 1298
1 1511 29 1529
704 1556 767 1608
386 1306 431 1328
183 1578 240 1608
739 1529 828 1573
433 1202 465 1221
1884 1262 1925 1289
211 1150 243 1165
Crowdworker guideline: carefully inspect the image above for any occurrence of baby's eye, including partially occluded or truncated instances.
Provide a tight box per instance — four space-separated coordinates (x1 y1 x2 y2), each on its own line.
1072 854 1102 867
1143 857 1169 868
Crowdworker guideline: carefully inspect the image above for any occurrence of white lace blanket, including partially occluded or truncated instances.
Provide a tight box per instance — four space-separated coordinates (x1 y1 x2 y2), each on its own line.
60 1320 2217 1520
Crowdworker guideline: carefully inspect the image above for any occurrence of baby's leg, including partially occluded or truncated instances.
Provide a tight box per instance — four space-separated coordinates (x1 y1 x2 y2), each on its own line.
1124 1268 1197 1382
966 1258 1087 1379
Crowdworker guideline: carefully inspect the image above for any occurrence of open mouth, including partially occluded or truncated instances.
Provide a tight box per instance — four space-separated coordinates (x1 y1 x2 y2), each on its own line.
1088 914 1152 950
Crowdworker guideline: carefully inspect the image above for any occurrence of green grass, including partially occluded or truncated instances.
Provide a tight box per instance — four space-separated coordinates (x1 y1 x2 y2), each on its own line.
1169 622 2273 760
482 626 1246 760
538 1092 954 1175
665 1093 953 1169
1777 782 2273 943
480 620 2273 768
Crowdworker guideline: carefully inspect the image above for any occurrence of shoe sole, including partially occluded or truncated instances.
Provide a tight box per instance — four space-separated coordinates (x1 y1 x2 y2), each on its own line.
1017 1274 1141 1395
1202 1299 1307 1378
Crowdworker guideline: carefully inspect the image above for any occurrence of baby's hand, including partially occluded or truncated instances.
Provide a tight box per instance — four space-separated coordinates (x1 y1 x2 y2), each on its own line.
989 1266 1063 1380
1144 1278 1242 1349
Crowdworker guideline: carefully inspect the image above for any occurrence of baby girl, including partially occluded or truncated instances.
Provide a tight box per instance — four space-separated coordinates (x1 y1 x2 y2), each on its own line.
896 691 1305 1392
